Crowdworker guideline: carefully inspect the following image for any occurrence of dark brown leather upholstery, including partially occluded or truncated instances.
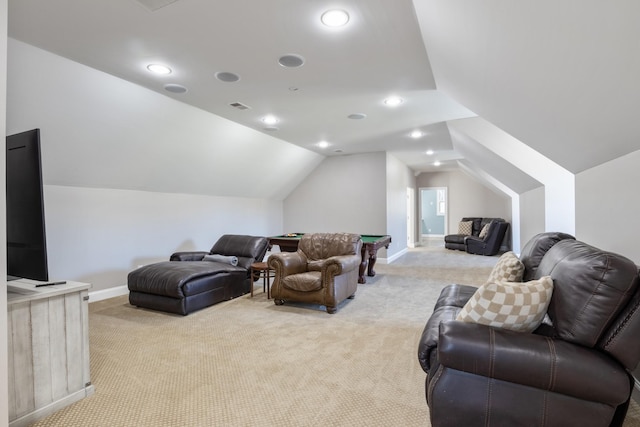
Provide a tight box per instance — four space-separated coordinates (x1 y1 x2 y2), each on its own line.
418 232 640 427
268 233 362 314
128 234 269 315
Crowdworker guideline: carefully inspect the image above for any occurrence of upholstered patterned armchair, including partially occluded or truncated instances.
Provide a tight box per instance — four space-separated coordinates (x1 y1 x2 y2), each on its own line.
268 233 362 314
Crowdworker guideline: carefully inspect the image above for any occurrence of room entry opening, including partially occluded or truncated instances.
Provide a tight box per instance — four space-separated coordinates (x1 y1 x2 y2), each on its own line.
419 187 447 239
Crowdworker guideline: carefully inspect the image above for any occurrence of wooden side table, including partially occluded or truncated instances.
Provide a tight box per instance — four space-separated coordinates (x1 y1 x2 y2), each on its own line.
250 262 274 299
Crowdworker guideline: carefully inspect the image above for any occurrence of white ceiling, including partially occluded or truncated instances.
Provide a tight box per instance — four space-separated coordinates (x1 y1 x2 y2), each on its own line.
7 0 475 174
8 0 640 188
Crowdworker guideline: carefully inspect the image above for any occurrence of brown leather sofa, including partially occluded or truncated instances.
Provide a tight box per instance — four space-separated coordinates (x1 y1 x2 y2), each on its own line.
268 233 362 314
418 232 640 427
128 234 269 315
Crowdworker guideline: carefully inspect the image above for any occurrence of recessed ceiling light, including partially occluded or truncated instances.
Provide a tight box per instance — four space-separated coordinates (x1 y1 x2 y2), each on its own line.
278 54 305 68
410 130 423 139
348 113 367 120
321 9 350 27
163 83 187 94
317 141 330 149
426 149 434 155
215 71 240 82
384 96 403 107
434 161 441 167
147 64 172 75
262 115 279 125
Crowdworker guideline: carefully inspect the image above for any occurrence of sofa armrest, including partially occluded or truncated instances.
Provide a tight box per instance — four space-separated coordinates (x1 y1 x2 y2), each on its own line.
170 251 208 261
437 320 630 406
322 254 361 275
268 251 308 276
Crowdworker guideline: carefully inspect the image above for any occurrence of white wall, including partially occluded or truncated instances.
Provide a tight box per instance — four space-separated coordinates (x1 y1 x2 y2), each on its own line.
386 154 415 256
283 152 387 235
576 150 640 263
45 185 282 292
519 186 545 252
416 169 511 241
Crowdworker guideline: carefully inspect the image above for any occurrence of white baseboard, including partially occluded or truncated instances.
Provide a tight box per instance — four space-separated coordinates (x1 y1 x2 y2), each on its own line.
386 248 408 264
89 285 129 303
86 249 410 303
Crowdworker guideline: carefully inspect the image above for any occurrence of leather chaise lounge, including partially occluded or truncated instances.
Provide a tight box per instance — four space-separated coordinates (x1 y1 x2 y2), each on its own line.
128 234 269 315
418 232 640 426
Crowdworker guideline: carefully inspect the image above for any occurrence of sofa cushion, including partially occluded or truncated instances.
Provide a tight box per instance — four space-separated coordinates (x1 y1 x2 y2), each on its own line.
479 223 491 239
486 251 524 284
519 232 575 281
458 221 473 235
299 233 361 261
456 276 554 332
537 240 640 347
283 271 322 292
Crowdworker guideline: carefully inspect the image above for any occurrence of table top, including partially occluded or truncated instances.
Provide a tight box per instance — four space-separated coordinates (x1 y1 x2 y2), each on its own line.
7 279 91 304
270 233 389 243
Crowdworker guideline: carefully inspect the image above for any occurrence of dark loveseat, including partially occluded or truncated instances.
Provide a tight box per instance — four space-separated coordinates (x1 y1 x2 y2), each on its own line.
128 234 269 315
444 217 509 255
418 232 640 426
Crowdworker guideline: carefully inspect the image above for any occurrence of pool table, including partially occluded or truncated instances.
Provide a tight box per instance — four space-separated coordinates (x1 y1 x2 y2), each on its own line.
268 233 392 284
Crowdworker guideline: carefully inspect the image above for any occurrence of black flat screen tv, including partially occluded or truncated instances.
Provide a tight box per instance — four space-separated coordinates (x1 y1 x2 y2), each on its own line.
6 128 49 281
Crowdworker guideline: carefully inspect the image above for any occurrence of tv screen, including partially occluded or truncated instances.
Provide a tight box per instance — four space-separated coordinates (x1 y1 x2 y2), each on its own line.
6 128 49 281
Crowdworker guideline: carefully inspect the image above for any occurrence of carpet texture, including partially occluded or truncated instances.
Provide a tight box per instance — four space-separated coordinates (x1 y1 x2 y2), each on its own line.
31 246 640 426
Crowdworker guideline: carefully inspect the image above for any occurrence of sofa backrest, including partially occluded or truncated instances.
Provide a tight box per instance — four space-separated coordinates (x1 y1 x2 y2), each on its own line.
520 232 575 281
209 234 269 270
534 239 640 368
298 233 362 261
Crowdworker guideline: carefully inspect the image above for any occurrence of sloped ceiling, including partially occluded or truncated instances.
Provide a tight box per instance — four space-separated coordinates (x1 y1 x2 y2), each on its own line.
413 0 640 174
7 0 640 200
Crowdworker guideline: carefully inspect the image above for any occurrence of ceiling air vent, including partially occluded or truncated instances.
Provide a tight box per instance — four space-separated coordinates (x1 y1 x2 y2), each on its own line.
133 0 178 12
229 102 251 110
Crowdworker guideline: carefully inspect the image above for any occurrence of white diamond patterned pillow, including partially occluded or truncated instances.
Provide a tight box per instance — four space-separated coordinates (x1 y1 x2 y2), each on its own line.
456 276 554 332
479 223 491 239
458 221 473 235
486 251 524 284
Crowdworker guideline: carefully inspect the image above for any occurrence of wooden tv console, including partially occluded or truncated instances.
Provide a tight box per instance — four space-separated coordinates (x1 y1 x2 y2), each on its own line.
7 279 94 426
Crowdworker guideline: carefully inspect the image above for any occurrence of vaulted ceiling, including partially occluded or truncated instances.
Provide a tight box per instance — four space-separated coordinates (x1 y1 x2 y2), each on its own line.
8 0 640 194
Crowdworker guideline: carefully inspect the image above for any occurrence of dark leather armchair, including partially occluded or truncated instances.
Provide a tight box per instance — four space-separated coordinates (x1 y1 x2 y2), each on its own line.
268 233 362 314
418 232 640 427
465 220 510 256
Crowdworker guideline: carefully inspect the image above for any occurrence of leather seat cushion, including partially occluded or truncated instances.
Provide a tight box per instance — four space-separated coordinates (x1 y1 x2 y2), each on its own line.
283 271 323 292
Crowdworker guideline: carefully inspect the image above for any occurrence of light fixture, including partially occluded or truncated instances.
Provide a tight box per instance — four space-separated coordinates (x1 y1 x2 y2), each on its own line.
384 96 403 107
261 115 279 125
434 161 441 167
321 9 349 27
278 54 305 68
410 130 423 139
348 113 367 120
317 141 330 149
215 71 240 82
163 84 187 94
426 149 434 155
147 64 172 75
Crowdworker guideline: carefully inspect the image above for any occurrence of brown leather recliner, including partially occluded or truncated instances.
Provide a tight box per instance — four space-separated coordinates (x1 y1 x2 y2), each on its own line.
268 233 362 314
418 232 640 427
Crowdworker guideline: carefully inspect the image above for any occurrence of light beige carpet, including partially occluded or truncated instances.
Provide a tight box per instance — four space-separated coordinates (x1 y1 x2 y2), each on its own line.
31 246 640 426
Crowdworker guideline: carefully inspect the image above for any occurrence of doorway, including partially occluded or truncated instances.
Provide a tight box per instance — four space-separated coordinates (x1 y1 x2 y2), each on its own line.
419 187 447 242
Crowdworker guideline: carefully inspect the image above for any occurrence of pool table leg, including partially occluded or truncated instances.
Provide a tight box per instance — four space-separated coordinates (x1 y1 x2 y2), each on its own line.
358 247 368 284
